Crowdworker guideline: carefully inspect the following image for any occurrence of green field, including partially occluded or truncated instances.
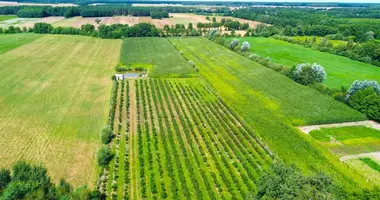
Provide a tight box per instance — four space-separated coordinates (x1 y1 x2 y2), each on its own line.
233 37 380 88
0 15 17 22
0 33 41 54
170 37 368 189
0 34 121 187
310 126 380 142
291 36 347 46
120 38 196 78
310 126 380 156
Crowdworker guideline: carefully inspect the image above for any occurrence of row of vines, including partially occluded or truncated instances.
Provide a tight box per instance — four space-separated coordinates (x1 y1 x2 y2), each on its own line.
97 80 131 200
133 78 272 200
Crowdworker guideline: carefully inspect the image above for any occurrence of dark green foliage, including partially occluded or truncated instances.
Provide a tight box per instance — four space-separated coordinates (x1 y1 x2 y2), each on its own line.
97 146 114 167
359 158 380 172
150 11 169 19
0 161 101 200
100 126 113 144
255 162 334 200
0 169 10 191
33 22 53 34
349 87 380 121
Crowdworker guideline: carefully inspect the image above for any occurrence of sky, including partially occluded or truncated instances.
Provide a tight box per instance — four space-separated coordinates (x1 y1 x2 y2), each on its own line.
171 0 380 3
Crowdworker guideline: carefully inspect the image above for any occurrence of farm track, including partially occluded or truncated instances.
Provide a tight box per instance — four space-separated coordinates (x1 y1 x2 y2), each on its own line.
298 120 380 134
129 80 140 200
340 152 380 162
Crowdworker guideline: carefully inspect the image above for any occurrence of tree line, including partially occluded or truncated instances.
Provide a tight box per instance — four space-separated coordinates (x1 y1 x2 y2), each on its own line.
0 5 226 18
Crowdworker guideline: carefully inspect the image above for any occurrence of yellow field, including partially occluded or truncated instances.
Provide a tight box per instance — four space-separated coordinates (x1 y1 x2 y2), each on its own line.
0 34 121 187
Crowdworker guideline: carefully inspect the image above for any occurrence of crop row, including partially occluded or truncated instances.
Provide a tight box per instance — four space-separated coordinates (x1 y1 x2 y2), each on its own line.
132 79 272 199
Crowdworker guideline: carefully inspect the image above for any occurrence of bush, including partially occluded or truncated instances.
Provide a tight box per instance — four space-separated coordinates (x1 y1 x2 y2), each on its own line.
229 38 239 50
97 146 114 167
292 63 326 85
349 87 380 121
0 169 11 190
241 41 250 52
100 126 113 144
346 80 380 99
256 162 334 200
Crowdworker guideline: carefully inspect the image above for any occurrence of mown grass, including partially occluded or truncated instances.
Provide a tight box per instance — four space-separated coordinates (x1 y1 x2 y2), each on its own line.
232 37 380 88
359 157 380 172
0 33 41 55
0 34 121 187
170 37 369 189
120 38 196 78
0 15 17 22
310 126 380 142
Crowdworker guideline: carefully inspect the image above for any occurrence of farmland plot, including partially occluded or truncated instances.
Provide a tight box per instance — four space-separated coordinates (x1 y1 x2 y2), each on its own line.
0 33 41 54
104 78 272 199
0 35 121 187
310 126 380 185
170 37 369 188
121 38 196 78
232 37 380 88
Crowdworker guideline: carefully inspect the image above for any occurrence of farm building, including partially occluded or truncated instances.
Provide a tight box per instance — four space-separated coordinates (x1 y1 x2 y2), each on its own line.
115 74 124 80
115 72 141 80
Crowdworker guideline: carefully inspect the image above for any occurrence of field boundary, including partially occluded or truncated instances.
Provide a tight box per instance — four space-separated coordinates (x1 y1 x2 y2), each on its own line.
340 152 380 162
298 120 380 134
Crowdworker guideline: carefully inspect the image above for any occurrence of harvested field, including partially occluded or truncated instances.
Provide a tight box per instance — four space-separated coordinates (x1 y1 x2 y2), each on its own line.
0 16 64 28
0 34 121 187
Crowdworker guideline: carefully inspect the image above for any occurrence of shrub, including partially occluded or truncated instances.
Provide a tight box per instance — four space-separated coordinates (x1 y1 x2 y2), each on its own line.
97 146 114 167
206 29 220 40
292 63 326 85
256 162 334 199
349 87 380 121
0 169 11 190
346 80 380 99
100 126 113 144
229 38 239 50
241 41 250 52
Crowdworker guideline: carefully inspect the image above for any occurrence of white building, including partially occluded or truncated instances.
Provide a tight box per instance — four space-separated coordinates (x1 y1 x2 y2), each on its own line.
115 74 124 80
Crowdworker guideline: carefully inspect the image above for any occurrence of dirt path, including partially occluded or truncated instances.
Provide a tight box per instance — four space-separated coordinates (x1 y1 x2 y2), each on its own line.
129 80 139 200
340 151 380 162
298 120 380 134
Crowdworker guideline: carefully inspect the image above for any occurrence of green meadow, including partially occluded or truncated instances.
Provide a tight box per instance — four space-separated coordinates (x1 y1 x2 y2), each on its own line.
0 33 41 54
233 37 380 88
170 37 368 189
120 37 196 78
0 15 17 22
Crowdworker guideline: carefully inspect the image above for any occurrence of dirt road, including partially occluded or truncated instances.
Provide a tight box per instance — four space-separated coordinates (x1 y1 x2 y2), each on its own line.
129 80 139 200
298 120 380 134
